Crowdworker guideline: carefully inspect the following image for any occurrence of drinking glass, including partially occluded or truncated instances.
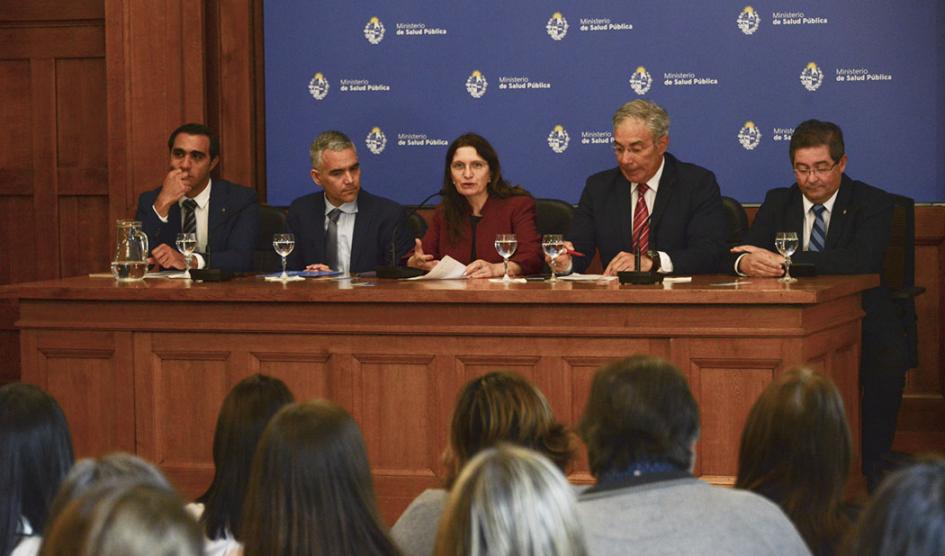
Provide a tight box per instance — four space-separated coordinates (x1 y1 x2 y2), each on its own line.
775 231 799 283
542 234 565 282
494 233 518 282
272 233 295 281
175 232 197 280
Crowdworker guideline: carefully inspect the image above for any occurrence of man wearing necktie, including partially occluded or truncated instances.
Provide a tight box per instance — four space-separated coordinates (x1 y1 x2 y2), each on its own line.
286 131 412 275
136 123 259 273
553 99 727 276
731 119 909 490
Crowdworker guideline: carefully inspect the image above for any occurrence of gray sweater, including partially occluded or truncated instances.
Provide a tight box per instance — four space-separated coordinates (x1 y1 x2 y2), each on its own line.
578 476 811 556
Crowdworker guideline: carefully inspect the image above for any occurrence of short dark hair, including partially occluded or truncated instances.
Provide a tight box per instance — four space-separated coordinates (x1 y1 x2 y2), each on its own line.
240 400 400 556
444 372 574 488
736 368 852 554
0 383 74 555
578 356 699 477
197 374 293 541
168 123 219 159
850 457 945 556
789 119 845 164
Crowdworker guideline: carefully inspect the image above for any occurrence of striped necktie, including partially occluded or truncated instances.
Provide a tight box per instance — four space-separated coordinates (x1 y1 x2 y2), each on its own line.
182 198 198 234
808 204 827 252
632 183 650 253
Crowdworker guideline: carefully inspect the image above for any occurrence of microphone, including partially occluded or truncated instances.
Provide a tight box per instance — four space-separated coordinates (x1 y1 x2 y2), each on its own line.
376 191 441 279
619 214 662 284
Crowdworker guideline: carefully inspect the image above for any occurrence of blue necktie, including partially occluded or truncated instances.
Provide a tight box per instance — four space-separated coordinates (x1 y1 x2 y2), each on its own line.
809 204 826 252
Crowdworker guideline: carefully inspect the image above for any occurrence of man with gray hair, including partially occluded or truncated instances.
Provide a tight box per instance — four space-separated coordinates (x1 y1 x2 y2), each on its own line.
553 99 726 275
577 356 811 555
286 130 413 274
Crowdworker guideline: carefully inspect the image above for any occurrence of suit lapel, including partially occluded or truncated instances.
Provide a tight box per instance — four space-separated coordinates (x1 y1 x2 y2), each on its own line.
650 155 675 249
350 192 369 269
825 175 853 248
612 173 632 252
207 181 228 251
312 194 327 261
786 186 806 239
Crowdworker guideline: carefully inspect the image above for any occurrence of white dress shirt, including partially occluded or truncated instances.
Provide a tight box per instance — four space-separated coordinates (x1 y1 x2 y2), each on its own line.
801 189 838 251
326 199 358 275
152 178 213 269
630 156 672 273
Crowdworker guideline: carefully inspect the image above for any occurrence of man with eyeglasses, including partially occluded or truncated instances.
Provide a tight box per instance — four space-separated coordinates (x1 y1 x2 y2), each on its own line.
552 99 727 276
730 119 909 490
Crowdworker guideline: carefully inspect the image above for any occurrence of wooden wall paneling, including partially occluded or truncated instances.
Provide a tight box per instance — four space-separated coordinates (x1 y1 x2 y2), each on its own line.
22 329 134 456
0 300 20 385
0 1 104 21
30 57 60 279
206 0 256 189
134 332 231 496
895 207 945 451
355 353 439 524
118 0 207 215
684 338 785 482
0 59 32 200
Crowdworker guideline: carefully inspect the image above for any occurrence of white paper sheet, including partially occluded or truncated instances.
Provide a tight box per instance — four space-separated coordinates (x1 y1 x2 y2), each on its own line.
407 255 467 280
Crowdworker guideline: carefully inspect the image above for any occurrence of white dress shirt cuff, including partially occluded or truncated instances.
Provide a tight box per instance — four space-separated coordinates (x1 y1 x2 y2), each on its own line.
657 251 672 274
153 205 169 223
734 253 748 276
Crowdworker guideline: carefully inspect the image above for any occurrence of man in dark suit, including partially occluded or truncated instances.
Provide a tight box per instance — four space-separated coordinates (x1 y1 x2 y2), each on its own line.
552 99 726 276
286 130 412 274
136 123 258 273
731 119 909 489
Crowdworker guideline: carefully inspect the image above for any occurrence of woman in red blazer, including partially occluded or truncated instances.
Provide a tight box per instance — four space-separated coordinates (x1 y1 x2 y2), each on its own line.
407 133 542 277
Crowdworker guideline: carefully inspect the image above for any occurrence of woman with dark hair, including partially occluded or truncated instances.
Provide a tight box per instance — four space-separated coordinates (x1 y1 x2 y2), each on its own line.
190 374 293 555
736 368 853 555
0 383 74 556
406 133 542 278
849 457 945 556
240 400 400 556
392 372 574 556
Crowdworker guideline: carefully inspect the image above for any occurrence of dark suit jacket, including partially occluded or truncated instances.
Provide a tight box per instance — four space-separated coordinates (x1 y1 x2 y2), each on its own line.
568 153 727 275
286 189 412 273
420 194 543 275
135 179 258 272
737 175 908 370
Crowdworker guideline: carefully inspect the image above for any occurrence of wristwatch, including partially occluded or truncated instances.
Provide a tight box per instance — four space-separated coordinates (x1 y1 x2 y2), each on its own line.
647 250 661 272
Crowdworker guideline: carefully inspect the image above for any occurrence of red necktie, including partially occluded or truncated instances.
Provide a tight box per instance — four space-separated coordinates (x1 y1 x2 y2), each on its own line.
632 183 649 253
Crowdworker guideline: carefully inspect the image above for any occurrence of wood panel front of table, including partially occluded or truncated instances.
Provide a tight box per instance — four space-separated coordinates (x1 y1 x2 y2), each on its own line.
11 274 874 522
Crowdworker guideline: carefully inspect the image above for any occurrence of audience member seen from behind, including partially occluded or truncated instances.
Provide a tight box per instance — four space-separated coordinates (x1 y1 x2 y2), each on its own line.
191 374 293 556
0 384 74 556
736 368 853 556
849 457 945 556
407 133 543 278
240 400 401 556
17 452 172 556
434 444 586 556
577 356 811 556
40 480 202 556
392 372 573 556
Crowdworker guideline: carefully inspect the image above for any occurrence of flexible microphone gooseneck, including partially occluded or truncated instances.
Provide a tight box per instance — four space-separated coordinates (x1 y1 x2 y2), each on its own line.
376 191 441 279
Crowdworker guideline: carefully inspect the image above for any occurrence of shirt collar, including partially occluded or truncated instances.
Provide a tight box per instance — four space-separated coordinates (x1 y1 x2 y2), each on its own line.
181 178 212 210
802 186 839 215
632 155 665 194
325 198 358 215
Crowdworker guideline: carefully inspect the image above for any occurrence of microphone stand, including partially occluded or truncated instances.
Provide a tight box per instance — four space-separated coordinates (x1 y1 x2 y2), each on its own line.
376 191 441 279
618 215 662 285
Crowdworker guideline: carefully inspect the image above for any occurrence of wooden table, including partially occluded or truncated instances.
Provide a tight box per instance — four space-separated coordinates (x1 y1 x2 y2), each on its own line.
7 273 875 522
